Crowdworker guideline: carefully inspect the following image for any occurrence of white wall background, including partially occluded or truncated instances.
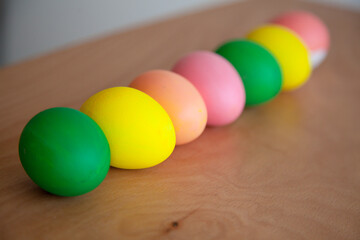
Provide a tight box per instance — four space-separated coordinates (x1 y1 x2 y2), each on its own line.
1 0 359 67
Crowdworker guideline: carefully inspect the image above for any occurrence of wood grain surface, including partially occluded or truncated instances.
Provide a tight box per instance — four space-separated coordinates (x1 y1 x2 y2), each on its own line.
1 0 360 239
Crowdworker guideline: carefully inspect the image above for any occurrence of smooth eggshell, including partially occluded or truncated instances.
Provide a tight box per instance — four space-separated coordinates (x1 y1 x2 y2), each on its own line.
215 40 282 106
247 24 312 91
270 11 329 67
19 107 110 196
130 70 207 145
81 87 176 169
172 51 245 126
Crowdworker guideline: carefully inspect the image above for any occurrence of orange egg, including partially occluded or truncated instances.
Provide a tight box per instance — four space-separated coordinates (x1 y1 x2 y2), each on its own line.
130 70 207 145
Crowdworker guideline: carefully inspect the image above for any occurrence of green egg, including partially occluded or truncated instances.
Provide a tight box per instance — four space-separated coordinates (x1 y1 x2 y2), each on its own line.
215 39 283 106
19 107 110 197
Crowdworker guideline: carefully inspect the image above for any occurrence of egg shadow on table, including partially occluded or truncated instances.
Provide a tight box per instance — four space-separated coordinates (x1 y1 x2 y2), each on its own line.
19 179 76 201
240 91 305 156
165 118 249 179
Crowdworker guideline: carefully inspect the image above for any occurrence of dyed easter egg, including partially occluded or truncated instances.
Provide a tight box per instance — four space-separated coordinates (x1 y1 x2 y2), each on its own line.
247 24 311 91
18 107 110 197
215 40 282 106
81 87 175 169
172 51 245 126
130 70 207 145
270 11 330 68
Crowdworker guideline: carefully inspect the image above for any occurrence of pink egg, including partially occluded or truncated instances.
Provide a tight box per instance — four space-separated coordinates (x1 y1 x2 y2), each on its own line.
270 11 330 68
173 51 245 126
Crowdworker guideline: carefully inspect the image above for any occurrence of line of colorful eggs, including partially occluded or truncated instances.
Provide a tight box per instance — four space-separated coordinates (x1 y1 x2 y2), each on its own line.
18 11 329 196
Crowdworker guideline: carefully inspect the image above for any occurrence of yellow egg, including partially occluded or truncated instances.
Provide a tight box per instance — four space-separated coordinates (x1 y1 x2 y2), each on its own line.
247 24 312 91
81 87 175 169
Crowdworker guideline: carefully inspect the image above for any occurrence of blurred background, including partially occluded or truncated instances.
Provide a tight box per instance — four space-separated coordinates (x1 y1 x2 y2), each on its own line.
0 0 359 67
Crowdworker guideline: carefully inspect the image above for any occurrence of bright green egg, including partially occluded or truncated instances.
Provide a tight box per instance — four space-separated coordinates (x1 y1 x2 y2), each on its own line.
215 39 283 106
19 107 110 197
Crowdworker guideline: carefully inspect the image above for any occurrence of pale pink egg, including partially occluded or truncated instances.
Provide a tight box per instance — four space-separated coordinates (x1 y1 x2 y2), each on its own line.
173 51 245 126
270 11 330 68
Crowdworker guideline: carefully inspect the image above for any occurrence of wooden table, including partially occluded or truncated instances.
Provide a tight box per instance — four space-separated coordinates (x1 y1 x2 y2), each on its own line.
1 0 359 239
